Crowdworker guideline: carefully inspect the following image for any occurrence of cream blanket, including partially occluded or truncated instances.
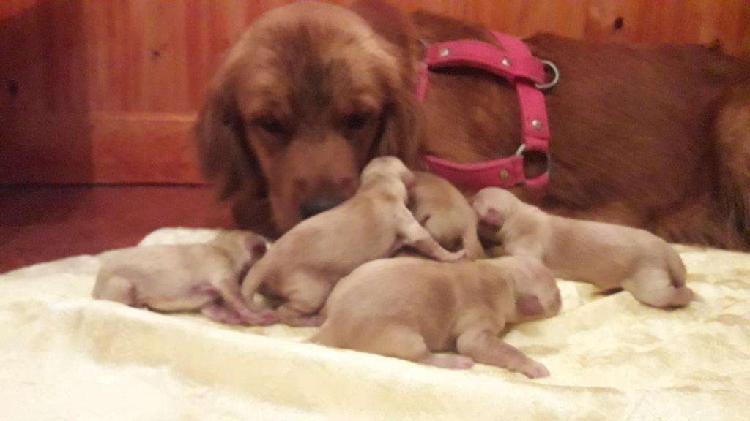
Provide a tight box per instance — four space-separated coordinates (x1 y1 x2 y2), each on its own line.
1 228 749 420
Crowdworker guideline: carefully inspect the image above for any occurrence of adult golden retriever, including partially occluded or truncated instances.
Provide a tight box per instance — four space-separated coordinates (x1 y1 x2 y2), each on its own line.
195 0 750 249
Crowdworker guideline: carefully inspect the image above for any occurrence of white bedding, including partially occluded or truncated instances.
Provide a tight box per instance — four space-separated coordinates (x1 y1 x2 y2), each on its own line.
1 228 749 420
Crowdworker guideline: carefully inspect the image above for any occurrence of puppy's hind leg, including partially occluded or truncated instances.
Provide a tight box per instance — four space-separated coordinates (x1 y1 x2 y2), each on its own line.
421 354 475 369
92 275 137 306
622 268 693 308
396 207 465 261
462 225 487 259
276 276 332 327
457 327 549 378
200 302 245 325
213 277 278 326
360 324 473 369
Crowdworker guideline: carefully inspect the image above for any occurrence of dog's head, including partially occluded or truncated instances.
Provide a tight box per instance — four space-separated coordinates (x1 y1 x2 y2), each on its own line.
196 1 419 233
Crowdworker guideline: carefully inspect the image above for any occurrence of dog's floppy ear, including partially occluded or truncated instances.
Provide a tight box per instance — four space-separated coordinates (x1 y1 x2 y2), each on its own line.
351 0 421 167
194 74 264 201
349 0 413 55
377 82 420 166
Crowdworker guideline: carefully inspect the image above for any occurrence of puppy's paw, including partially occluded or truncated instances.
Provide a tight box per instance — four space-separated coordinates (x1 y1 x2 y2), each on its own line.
443 249 467 262
421 354 475 370
519 360 550 379
223 313 246 326
244 310 280 326
284 314 325 327
202 303 246 326
669 286 694 308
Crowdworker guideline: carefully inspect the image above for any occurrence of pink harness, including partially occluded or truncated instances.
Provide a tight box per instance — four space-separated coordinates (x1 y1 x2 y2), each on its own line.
416 31 559 196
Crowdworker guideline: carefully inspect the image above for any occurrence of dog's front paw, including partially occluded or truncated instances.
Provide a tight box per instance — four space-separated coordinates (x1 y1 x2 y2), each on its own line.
243 310 279 326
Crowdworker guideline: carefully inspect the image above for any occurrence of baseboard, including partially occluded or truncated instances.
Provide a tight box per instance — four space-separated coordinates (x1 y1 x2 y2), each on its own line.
0 111 207 184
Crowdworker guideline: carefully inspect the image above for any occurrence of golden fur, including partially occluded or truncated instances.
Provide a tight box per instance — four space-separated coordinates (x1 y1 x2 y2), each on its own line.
409 171 486 259
314 256 561 377
93 230 274 325
473 188 694 308
240 157 463 326
195 1 750 250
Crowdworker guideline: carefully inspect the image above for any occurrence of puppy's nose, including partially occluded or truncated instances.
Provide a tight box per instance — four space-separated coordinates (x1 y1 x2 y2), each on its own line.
299 197 342 219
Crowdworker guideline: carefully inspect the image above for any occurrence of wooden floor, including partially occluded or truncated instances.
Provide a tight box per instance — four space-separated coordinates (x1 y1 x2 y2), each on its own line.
0 185 234 273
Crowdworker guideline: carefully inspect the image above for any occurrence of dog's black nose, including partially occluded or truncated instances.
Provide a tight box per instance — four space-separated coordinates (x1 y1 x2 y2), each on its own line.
299 198 341 219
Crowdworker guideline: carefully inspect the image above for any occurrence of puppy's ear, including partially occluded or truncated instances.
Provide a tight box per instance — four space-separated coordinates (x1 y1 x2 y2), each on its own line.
517 294 544 317
194 76 264 201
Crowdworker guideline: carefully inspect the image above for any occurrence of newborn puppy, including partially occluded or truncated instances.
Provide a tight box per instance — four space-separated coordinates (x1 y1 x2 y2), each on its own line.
93 230 275 325
313 256 560 378
472 187 693 308
408 172 486 259
241 157 465 326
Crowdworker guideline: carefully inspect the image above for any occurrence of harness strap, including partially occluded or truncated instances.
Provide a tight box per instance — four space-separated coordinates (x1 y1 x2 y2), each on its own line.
417 31 553 196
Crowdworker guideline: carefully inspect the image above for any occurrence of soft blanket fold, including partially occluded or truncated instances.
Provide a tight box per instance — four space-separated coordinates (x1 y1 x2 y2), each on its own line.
1 228 748 420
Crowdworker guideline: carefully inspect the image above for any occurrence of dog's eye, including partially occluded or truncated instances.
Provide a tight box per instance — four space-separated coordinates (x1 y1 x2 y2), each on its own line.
254 117 286 135
343 112 370 131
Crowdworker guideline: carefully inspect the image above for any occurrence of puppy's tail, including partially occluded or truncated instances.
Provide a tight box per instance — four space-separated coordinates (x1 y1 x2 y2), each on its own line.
239 263 268 309
665 247 688 289
463 225 487 260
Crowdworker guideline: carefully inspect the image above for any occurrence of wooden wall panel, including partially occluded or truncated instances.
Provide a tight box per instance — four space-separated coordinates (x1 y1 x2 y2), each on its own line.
1 0 94 183
1 0 748 184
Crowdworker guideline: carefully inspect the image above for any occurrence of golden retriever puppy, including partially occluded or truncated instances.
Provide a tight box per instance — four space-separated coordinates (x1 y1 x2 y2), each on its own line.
241 157 464 326
472 188 694 308
93 230 275 325
313 256 561 378
409 172 486 259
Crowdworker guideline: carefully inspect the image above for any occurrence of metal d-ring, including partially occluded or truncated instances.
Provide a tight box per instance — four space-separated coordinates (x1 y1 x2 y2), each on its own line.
515 143 552 177
535 60 560 90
